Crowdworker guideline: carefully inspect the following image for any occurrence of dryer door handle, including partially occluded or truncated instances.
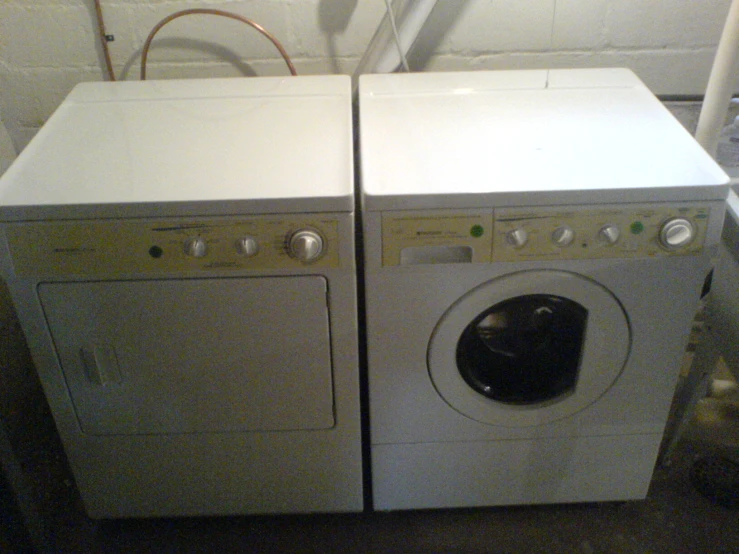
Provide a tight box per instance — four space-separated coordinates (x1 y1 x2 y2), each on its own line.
80 345 122 386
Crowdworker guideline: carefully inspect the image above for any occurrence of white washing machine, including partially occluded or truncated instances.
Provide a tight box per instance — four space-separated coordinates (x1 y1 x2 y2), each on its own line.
359 68 729 510
0 76 363 517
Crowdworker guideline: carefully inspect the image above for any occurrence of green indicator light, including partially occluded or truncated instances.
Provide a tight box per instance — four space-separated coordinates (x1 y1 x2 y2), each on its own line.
696 214 708 219
630 221 645 234
470 225 484 238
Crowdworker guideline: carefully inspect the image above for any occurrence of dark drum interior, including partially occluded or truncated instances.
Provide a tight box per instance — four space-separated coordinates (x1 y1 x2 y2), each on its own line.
456 294 588 405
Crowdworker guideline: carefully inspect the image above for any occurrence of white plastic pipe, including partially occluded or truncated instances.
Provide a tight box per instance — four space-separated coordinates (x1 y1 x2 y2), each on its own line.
695 0 739 156
353 0 440 79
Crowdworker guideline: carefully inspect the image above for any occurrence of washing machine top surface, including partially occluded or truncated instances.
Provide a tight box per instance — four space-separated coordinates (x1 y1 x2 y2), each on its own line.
359 68 729 211
0 76 353 220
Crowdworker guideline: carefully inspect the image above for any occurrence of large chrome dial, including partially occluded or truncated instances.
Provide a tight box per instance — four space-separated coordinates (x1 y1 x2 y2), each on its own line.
659 218 695 249
288 229 324 262
184 237 207 258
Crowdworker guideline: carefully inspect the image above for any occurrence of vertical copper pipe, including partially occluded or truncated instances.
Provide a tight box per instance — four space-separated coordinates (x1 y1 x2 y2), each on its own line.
93 0 116 81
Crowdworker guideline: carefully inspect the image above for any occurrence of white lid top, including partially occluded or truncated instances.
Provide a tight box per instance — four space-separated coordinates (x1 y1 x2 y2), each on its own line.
0 76 353 220
359 68 729 210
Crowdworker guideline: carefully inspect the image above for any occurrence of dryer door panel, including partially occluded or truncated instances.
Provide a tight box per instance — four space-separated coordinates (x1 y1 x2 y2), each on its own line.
38 277 334 435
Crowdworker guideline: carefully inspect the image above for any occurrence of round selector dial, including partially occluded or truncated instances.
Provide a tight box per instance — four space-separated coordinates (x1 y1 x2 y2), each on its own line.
184 237 207 258
551 226 575 247
505 228 529 248
236 236 259 257
659 217 695 249
597 224 620 245
287 229 324 263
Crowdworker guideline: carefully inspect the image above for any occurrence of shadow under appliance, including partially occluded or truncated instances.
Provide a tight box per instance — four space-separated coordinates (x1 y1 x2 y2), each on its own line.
359 68 729 510
0 76 362 517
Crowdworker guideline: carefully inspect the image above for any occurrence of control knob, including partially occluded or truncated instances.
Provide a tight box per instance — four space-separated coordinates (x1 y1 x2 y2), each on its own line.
597 224 620 245
551 226 575 247
505 228 528 248
236 236 259 257
288 229 324 262
184 237 207 258
659 218 695 249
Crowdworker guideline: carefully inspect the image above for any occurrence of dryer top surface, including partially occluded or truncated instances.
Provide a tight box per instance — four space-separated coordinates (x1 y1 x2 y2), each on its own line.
359 68 729 210
0 76 353 220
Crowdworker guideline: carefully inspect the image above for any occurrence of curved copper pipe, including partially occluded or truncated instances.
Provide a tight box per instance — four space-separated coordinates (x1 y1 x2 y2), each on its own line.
140 9 297 80
93 0 116 81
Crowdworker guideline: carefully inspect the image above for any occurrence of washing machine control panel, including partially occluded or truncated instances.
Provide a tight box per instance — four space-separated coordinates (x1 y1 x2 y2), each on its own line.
381 204 711 266
4 216 341 277
493 205 709 262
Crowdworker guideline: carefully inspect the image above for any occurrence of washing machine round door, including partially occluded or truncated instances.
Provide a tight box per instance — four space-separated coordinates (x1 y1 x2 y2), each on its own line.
427 270 630 426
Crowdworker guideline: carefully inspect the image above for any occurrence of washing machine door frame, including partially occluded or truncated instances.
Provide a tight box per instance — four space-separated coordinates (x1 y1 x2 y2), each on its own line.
427 270 631 427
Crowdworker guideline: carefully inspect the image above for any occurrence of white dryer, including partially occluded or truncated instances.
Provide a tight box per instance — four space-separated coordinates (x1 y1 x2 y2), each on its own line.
0 76 362 517
358 68 729 510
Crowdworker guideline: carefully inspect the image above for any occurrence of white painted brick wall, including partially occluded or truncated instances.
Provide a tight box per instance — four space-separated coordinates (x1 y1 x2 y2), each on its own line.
606 0 729 48
439 1 557 53
0 0 734 152
552 0 608 50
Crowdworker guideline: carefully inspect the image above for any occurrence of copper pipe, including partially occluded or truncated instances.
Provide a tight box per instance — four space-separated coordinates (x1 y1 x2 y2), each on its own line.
93 0 116 81
140 9 297 80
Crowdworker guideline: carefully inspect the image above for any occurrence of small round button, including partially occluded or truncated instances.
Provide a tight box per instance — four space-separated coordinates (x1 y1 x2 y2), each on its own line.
552 226 575 247
184 237 207 258
597 225 620 245
505 228 528 248
660 218 695 249
630 221 645 235
236 236 259 257
288 229 324 262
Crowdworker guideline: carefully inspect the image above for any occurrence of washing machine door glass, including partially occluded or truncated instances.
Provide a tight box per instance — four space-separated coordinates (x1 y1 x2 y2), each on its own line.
428 270 630 426
457 295 587 404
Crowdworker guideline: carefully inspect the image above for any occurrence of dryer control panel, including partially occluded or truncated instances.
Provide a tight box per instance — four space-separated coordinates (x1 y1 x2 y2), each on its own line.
381 204 711 266
4 215 341 277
